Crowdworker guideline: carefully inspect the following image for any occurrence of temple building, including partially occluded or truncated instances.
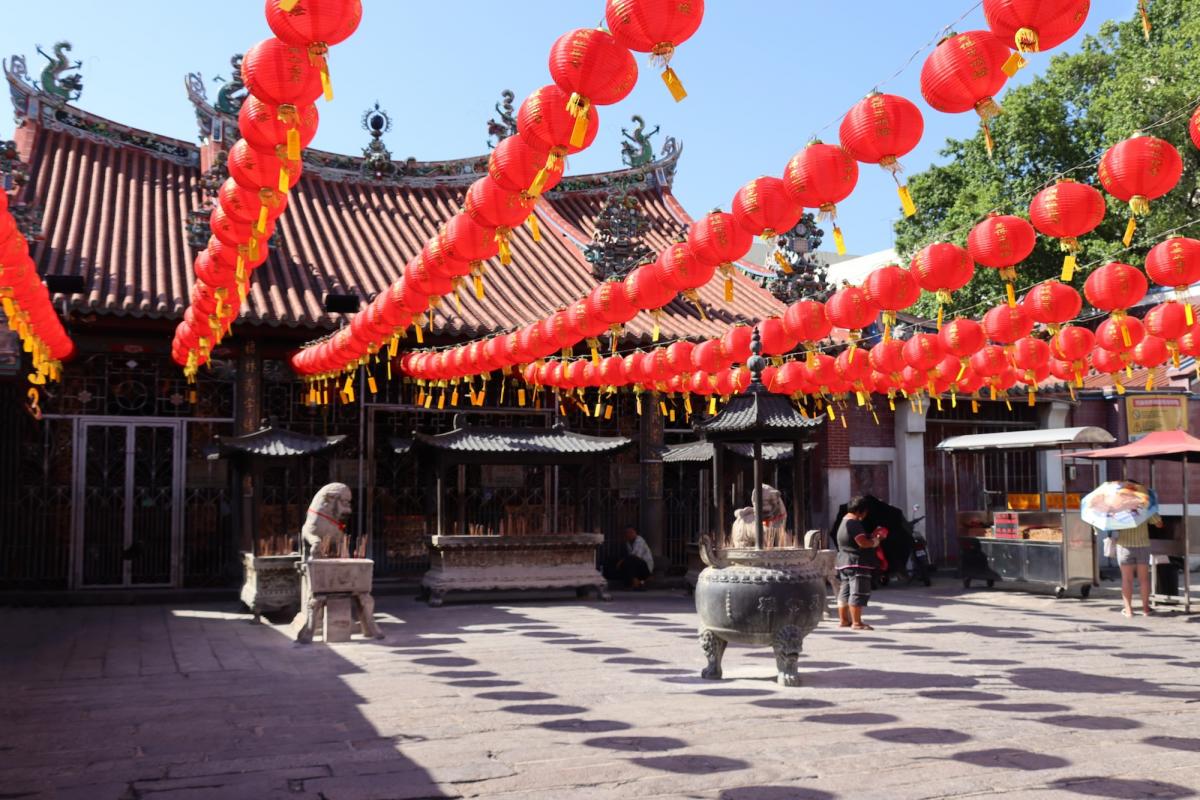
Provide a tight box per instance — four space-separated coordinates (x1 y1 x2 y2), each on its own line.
1 48 1195 596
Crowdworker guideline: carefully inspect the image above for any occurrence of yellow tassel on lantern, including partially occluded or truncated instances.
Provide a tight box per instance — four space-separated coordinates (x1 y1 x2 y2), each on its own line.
1115 381 1126 395
774 251 793 274
651 309 662 342
897 185 917 218
518 388 527 407
256 205 269 236
1006 282 1016 308
1123 216 1138 247
279 0 299 10
1139 0 1151 41
708 396 717 416
832 226 846 256
1001 51 1027 77
414 324 424 344
1061 254 1077 282
568 95 591 148
278 166 290 195
496 232 512 266
827 403 837 422
662 67 687 102
604 405 613 420
527 213 541 242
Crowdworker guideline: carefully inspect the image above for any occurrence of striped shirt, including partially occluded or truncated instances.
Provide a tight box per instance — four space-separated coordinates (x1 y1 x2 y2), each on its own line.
1115 522 1151 549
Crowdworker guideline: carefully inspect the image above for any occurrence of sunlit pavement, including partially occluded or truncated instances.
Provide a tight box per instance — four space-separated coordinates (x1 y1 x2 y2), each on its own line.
2 583 1199 800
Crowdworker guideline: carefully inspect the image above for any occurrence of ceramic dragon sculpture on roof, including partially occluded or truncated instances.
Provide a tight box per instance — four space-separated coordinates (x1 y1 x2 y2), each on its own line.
35 41 82 102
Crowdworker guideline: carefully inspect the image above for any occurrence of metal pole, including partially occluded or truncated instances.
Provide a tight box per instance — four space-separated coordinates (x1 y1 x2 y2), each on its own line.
436 465 445 538
357 364 366 549
1185 457 1192 614
1060 445 1070 589
553 465 560 534
792 440 803 547
753 438 764 550
1150 458 1158 599
950 452 960 567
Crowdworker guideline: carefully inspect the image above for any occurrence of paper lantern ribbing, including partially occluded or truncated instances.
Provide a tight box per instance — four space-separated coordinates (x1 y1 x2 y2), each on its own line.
982 0 1090 75
756 317 798 357
623 263 677 341
864 264 920 340
1096 315 1144 357
825 285 878 352
838 92 924 217
782 142 859 255
1098 134 1183 246
691 339 729 374
721 324 753 363
1143 302 1189 366
488 135 564 195
241 38 325 107
687 211 753 301
1145 237 1200 327
1051 324 1094 388
238 96 318 163
463 178 535 266
1191 106 1200 152
910 242 975 327
982 303 1034 344
265 0 362 100
548 28 637 148
968 213 1037 307
939 318 987 379
1084 262 1149 348
1021 280 1081 333
920 30 1010 156
1133 335 1170 389
1090 345 1128 394
518 85 600 194
1012 336 1052 404
604 0 704 101
1028 179 1106 281
783 300 832 358
731 176 802 239
835 348 873 405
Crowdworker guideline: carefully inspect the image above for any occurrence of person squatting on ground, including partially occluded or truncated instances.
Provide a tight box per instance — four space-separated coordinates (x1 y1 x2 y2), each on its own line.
610 526 653 589
835 495 887 630
1113 513 1162 618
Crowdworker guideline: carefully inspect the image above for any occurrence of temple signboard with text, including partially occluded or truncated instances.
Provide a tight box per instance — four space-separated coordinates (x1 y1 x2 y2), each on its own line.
1126 395 1188 441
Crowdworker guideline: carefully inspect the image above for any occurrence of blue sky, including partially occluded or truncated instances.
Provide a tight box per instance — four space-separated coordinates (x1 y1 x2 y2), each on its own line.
3 1 1138 254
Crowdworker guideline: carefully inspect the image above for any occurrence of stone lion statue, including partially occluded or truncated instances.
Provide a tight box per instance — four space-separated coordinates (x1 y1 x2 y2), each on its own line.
302 482 352 559
730 484 788 548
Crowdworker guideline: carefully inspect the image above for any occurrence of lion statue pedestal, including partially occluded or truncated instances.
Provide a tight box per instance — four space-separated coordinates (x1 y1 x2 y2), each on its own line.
291 483 384 643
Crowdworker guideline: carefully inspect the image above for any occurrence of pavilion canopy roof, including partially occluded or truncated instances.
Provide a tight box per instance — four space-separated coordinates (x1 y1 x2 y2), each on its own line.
694 385 823 443
414 420 633 465
659 440 815 463
936 426 1115 452
210 425 345 459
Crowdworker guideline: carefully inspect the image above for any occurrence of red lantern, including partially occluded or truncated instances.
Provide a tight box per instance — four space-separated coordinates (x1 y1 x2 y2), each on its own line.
1091 346 1129 393
1084 262 1149 348
910 242 975 327
1134 335 1170 390
1051 325 1094 388
1097 315 1144 354
869 339 907 377
783 300 832 349
229 138 302 198
194 250 240 297
1012 336 1052 402
864 264 921 339
419 235 472 283
721 325 753 363
241 38 325 107
623 263 677 341
836 348 873 403
656 241 717 310
983 303 1034 344
238 96 318 162
804 353 838 393
464 177 536 267
939 318 987 359
444 214 500 299
688 371 714 396
782 142 859 255
404 256 453 303
588 281 638 348
1099 134 1184 246
968 213 1037 307
265 0 361 100
758 318 798 357
548 28 637 148
604 0 704 102
920 30 1010 156
665 340 695 375
518 85 599 192
970 344 1009 379
825 286 878 346
983 0 1090 74
1191 106 1200 152
691 339 729 374
488 135 563 195
839 92 924 217
1028 179 1105 282
773 361 804 396
902 333 945 393
688 211 752 301
1146 237 1200 327
1021 280 1081 333
1144 301 1189 365
731 176 802 239
599 354 628 387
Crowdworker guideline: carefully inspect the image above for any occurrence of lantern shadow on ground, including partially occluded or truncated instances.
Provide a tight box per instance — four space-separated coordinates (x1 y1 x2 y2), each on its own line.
1048 776 1197 799
539 719 632 733
499 703 590 716
630 754 750 774
805 712 900 726
950 748 1071 771
866 726 972 745
919 689 1005 701
1006 667 1200 700
718 787 836 800
1142 736 1200 752
1036 714 1143 731
749 698 835 710
801 668 980 691
583 735 687 752
977 702 1073 713
605 656 666 665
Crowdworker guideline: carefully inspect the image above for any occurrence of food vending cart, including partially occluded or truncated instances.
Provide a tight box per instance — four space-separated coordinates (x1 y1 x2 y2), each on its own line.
937 426 1115 598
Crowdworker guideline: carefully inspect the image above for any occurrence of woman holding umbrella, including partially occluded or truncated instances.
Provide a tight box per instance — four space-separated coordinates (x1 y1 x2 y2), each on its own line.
1082 481 1162 617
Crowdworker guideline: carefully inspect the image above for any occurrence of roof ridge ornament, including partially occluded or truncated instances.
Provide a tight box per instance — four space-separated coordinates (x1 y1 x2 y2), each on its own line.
35 41 82 103
486 90 517 150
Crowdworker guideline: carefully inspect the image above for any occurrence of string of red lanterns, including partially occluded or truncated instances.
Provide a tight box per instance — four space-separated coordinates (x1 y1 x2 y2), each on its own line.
0 193 75 386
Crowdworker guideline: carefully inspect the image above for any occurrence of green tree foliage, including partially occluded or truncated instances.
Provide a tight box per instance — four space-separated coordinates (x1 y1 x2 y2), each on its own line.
894 0 1200 320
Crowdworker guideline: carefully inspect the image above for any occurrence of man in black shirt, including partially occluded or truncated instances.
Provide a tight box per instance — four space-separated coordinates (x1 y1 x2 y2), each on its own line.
834 495 887 630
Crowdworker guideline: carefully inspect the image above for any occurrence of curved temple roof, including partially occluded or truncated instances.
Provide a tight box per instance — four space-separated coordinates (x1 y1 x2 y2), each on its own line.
8 61 787 342
210 425 346 459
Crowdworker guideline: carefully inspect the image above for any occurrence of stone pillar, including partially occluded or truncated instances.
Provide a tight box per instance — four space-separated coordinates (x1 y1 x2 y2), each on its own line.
1039 400 1072 493
639 393 665 569
236 341 262 554
894 403 928 550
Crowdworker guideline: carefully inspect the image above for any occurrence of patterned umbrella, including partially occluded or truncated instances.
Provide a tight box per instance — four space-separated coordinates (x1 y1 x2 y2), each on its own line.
1080 481 1158 531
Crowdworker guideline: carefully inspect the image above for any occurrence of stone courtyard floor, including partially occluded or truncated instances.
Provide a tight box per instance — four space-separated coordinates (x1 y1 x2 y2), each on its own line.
2 584 1200 800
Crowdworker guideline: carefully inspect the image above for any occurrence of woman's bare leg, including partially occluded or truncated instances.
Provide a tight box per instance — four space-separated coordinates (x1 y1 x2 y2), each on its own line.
1136 562 1151 614
1120 564 1134 617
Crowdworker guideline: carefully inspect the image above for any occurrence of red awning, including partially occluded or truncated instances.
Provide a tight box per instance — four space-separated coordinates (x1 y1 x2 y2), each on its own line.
1072 430 1200 462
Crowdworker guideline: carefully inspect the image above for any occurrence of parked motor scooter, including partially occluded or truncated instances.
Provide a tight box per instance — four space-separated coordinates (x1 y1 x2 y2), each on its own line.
908 518 932 587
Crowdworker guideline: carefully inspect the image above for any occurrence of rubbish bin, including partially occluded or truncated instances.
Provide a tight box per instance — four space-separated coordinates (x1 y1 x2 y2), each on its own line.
1155 560 1181 597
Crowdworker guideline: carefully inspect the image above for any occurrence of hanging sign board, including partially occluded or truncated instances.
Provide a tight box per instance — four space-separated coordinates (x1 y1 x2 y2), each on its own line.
1126 395 1188 441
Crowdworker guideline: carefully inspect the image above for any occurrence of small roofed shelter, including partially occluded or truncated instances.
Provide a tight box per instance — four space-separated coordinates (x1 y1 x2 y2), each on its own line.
210 421 346 557
412 415 634 605
694 333 823 549
1071 429 1200 613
